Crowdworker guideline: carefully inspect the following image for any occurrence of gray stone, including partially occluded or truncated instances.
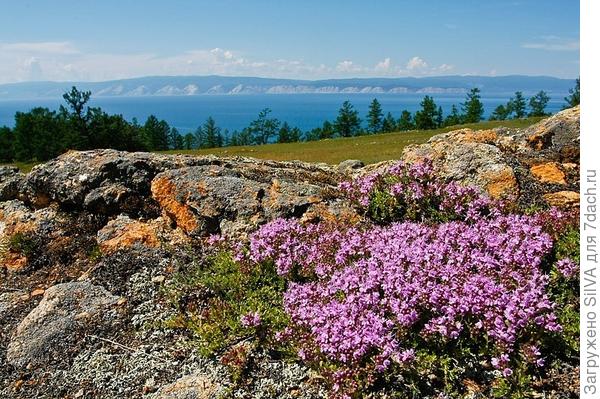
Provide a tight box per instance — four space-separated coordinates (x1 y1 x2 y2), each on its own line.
6 281 119 368
337 159 365 173
0 166 24 202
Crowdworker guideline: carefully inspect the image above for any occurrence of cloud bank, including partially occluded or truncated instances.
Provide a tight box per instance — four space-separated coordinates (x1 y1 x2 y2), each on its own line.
0 42 455 84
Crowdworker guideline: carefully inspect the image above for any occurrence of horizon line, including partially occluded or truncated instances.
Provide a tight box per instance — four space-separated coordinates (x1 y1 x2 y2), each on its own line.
0 73 579 86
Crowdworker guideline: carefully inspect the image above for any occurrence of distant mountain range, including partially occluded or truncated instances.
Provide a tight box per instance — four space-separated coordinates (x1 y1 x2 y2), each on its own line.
0 75 575 100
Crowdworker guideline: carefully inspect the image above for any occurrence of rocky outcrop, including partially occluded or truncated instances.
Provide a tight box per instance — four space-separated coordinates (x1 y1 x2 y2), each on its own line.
6 282 119 368
152 163 334 238
21 150 221 214
397 106 580 206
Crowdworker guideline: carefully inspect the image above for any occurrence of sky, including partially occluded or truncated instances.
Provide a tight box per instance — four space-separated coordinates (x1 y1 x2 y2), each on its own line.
0 0 580 84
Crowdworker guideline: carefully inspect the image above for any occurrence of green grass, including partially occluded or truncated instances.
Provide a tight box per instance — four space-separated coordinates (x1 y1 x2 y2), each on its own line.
0 161 37 173
2 117 544 173
163 117 544 165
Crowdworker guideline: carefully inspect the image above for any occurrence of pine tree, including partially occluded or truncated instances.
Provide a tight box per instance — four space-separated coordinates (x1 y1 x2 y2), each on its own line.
321 121 335 139
509 92 527 119
397 110 414 131
183 133 195 150
444 105 462 126
414 96 439 130
289 127 302 142
249 108 280 145
489 104 511 121
143 115 170 150
334 101 362 137
366 98 383 134
278 122 292 143
528 91 551 117
202 117 221 148
381 112 396 132
564 78 580 108
435 106 444 128
0 126 14 162
169 127 184 150
461 88 484 123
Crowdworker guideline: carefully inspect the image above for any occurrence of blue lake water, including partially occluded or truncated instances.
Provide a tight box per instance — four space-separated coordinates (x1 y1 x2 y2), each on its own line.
0 93 567 133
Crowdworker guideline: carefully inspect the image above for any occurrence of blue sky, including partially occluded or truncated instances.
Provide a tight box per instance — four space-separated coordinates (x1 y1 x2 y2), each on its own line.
0 0 579 83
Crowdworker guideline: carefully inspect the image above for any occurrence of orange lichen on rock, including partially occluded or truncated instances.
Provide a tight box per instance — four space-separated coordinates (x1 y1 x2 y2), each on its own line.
99 220 160 253
530 162 567 185
151 176 198 234
543 191 580 209
3 252 27 272
448 129 498 144
483 168 519 199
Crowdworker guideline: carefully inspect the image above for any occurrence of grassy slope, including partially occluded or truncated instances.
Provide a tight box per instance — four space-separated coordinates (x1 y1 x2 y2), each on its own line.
163 117 544 165
3 117 543 173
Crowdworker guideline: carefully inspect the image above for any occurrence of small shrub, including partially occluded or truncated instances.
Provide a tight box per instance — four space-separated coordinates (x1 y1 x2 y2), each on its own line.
8 232 37 257
163 250 288 357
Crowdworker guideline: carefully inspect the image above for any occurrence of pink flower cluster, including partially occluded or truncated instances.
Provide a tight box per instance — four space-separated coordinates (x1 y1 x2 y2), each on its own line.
238 161 572 395
340 160 503 224
250 215 560 371
556 258 579 279
240 311 262 328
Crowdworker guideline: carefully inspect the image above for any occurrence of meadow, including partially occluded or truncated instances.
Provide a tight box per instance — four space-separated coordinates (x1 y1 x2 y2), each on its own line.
3 117 544 173
162 117 544 165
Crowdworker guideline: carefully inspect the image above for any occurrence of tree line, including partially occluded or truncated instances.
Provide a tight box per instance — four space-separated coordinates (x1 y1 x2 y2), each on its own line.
0 79 580 163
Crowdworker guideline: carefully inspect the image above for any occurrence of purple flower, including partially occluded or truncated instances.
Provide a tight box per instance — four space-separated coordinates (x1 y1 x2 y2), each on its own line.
556 258 579 279
240 311 261 328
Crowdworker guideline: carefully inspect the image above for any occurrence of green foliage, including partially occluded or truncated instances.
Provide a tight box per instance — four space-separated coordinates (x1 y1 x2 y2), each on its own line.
489 104 512 121
528 90 551 117
0 126 14 162
277 121 292 143
163 251 288 357
444 105 462 127
396 110 414 131
367 98 384 133
13 107 68 162
249 108 280 145
414 96 442 130
509 91 527 119
169 127 184 150
564 78 580 108
8 232 37 258
461 87 484 123
334 100 362 137
381 112 397 133
144 115 171 151
547 226 580 357
195 116 223 148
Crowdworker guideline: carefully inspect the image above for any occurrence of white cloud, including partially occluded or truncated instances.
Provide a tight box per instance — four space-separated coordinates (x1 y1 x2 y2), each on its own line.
521 36 579 51
336 60 362 73
406 56 428 71
374 57 391 72
437 63 454 72
0 41 456 83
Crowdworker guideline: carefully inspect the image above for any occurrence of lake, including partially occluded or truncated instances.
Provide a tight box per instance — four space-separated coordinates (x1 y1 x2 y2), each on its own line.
0 93 568 133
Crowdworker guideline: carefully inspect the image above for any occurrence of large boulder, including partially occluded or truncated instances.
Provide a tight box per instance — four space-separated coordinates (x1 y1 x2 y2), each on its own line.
21 149 221 214
398 106 580 207
6 281 119 369
402 138 519 199
151 159 341 238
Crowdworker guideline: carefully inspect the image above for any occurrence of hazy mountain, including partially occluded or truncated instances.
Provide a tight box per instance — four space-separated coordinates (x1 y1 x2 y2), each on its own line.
0 75 574 99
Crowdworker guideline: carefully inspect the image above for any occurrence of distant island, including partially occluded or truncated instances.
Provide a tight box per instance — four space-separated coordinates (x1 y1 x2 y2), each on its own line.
0 75 575 100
